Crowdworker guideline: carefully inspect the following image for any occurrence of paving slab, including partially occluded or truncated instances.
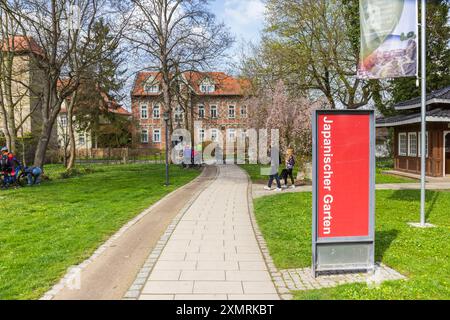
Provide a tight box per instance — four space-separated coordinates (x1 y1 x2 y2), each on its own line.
134 165 280 300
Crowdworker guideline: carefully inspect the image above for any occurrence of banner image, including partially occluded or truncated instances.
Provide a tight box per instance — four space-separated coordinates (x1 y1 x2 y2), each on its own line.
358 0 418 79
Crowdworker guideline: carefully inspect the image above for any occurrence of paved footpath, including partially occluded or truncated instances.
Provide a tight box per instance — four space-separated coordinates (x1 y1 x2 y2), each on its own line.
136 165 280 300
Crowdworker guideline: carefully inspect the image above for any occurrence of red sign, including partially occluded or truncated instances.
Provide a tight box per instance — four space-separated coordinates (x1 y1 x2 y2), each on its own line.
317 114 370 238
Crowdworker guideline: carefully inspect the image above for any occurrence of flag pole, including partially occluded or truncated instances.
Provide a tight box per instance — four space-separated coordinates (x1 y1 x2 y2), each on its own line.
420 0 427 226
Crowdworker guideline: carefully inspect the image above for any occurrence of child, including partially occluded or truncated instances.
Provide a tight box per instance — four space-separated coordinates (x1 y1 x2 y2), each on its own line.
24 166 43 186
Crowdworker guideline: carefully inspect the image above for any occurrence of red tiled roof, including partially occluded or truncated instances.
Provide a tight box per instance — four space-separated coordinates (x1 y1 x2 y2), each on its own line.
132 71 251 97
1 36 44 55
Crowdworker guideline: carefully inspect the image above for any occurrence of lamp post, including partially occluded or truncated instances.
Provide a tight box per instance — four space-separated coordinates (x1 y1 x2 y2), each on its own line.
163 112 170 186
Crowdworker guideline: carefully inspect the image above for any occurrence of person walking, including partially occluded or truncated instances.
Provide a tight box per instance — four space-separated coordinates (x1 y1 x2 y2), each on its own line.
264 145 282 191
283 148 296 189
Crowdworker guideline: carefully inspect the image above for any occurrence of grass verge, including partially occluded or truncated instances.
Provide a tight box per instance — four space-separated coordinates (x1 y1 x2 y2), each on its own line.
0 164 200 300
254 190 450 299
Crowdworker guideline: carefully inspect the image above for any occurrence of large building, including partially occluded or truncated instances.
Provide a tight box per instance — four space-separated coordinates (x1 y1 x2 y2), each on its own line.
0 36 46 142
131 71 251 150
376 86 450 177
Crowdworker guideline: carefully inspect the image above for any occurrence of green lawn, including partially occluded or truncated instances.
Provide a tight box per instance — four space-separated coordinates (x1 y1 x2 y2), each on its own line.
240 163 415 184
0 164 200 300
254 190 450 300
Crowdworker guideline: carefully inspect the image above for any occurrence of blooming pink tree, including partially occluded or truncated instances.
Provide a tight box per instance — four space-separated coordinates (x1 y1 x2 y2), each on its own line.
247 80 327 159
244 79 329 167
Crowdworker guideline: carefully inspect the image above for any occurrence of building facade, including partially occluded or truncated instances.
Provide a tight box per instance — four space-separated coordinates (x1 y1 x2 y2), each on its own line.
131 71 250 151
376 86 450 177
0 36 46 142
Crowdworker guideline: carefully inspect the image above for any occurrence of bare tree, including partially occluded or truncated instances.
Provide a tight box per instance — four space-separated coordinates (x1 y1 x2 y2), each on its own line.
128 0 233 152
0 6 41 154
0 0 129 168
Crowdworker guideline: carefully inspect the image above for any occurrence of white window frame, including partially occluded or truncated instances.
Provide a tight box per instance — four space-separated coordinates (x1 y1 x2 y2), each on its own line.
200 81 215 93
141 105 148 119
408 132 417 157
227 129 236 140
398 133 407 156
153 129 161 143
199 129 205 142
174 106 184 123
418 131 429 158
60 115 68 128
241 105 247 118
228 105 235 119
153 105 160 119
241 130 247 141
141 129 149 144
78 135 86 146
210 105 218 119
198 105 205 119
211 129 218 142
145 84 160 93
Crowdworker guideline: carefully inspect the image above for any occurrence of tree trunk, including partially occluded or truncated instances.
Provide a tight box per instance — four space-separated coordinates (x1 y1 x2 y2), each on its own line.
161 73 173 164
6 109 16 153
190 94 195 165
33 92 62 168
33 120 55 168
67 92 77 170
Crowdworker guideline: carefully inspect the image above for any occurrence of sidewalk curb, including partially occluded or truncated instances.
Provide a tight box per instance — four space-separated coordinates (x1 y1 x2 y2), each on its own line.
123 166 220 300
242 168 293 301
40 166 209 301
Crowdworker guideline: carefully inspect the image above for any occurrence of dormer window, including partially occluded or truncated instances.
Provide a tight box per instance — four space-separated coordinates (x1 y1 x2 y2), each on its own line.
145 84 160 93
144 76 160 93
200 79 215 93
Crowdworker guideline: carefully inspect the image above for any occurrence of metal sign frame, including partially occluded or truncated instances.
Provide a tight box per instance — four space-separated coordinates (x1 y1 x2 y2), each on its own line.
312 109 376 277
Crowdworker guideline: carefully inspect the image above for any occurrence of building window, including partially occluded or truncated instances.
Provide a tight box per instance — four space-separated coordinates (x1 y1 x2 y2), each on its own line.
210 105 218 119
200 80 215 93
79 136 85 146
153 129 161 143
418 131 429 158
174 106 184 123
211 129 218 142
198 105 205 119
228 106 235 119
240 130 247 141
241 105 247 118
141 105 148 119
145 84 159 93
199 129 205 142
153 105 160 119
60 115 68 128
141 129 149 143
227 129 236 140
398 133 407 156
408 132 417 157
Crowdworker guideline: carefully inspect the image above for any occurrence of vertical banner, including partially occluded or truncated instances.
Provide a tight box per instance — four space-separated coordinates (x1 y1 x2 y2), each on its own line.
358 0 418 79
312 110 375 276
